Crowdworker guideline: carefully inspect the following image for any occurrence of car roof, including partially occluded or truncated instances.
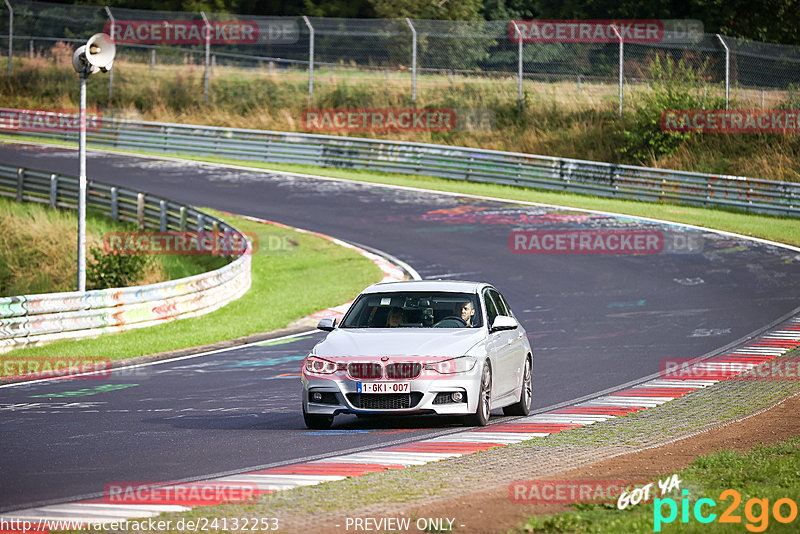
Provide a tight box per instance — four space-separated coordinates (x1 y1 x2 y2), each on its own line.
361 280 489 294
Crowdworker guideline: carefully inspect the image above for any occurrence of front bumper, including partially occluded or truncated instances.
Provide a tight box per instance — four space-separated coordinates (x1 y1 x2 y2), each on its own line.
302 371 482 416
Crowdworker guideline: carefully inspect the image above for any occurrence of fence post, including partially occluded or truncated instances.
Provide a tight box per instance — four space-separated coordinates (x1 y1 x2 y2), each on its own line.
150 47 155 70
610 25 623 116
510 20 523 109
28 39 32 59
405 18 417 102
716 34 730 109
200 11 211 105
4 0 12 77
302 16 314 103
104 7 115 101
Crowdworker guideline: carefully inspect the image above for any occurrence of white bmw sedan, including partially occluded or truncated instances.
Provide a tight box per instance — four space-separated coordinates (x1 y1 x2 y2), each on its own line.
301 280 533 429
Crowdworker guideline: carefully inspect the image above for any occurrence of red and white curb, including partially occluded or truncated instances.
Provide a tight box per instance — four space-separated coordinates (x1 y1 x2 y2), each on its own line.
3 317 798 531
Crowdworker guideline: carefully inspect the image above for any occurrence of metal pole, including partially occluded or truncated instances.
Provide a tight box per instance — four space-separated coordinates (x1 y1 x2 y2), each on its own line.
201 11 211 105
716 34 730 109
302 16 314 102
511 21 523 108
104 7 115 101
150 47 155 70
610 25 623 116
77 71 87 292
406 18 416 102
4 0 12 77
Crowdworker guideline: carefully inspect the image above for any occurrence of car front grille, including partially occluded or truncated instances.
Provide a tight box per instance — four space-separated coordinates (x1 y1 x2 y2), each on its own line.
347 392 423 410
360 394 411 409
347 362 382 380
385 362 422 379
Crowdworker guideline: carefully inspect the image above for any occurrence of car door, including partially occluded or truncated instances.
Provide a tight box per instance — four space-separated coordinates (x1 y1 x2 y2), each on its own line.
491 289 527 392
483 289 517 401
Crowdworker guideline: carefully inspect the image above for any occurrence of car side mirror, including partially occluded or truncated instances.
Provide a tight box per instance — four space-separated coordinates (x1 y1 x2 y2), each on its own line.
317 317 337 331
490 315 517 332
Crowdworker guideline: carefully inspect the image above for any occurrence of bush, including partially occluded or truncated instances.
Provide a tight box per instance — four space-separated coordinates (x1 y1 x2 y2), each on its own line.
87 246 152 290
618 55 726 164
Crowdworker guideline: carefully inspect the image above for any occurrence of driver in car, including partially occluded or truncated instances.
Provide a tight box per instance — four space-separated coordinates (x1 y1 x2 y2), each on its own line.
460 301 476 327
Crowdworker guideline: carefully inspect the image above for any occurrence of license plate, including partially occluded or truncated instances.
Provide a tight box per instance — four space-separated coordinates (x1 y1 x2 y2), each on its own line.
357 382 410 394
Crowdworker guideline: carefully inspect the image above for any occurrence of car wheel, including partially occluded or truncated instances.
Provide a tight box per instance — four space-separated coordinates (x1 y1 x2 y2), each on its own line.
464 362 491 426
303 407 334 430
503 356 532 416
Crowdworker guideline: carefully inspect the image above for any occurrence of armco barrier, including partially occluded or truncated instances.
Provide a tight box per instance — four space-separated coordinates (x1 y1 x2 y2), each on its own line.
0 162 251 353
1 108 798 217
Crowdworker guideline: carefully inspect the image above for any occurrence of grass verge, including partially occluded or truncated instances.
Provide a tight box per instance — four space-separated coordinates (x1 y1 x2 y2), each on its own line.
4 53 800 181
515 436 800 533
0 196 220 295
2 208 384 360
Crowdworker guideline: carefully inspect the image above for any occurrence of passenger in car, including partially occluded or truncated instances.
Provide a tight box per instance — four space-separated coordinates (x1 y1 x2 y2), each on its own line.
386 307 405 327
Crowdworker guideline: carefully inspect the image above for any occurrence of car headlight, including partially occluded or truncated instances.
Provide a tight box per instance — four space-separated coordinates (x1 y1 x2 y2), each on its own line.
304 356 338 375
424 356 477 374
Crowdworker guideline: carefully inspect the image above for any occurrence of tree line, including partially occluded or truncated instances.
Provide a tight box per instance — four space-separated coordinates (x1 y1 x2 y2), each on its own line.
65 0 800 45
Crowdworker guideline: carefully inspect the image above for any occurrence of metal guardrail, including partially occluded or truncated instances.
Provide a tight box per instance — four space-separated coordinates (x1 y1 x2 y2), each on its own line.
2 110 798 217
0 161 251 352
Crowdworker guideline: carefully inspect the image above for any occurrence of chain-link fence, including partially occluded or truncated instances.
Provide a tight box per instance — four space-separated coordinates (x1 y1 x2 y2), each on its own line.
1 0 799 111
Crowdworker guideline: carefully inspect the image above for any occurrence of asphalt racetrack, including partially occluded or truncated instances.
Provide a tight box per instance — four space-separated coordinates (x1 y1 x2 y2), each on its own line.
2 143 799 511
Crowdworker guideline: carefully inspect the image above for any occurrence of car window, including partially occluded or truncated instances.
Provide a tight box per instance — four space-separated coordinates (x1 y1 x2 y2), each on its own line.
340 291 483 328
489 289 509 316
483 290 499 327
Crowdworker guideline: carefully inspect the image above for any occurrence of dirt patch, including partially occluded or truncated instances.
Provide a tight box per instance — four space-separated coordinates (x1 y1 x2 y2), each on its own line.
401 391 800 534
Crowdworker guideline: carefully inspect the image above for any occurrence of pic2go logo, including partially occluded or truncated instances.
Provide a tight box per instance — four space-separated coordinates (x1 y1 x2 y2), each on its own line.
654 489 798 532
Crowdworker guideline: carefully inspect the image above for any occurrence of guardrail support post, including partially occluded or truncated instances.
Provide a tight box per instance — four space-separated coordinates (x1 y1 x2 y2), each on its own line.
110 186 118 220
49 174 58 208
4 0 12 77
302 16 314 103
104 7 115 101
15 168 23 202
179 206 186 231
159 199 167 231
201 11 211 105
197 213 205 232
150 48 155 70
510 21 523 109
406 18 417 102
717 34 730 109
136 192 144 229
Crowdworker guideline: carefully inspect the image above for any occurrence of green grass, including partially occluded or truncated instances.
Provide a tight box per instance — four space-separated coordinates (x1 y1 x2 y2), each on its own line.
515 436 800 533
3 53 800 182
0 196 219 295
2 209 384 360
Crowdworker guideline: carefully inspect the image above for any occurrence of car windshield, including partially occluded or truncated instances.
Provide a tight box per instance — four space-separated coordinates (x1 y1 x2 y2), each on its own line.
341 291 483 328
